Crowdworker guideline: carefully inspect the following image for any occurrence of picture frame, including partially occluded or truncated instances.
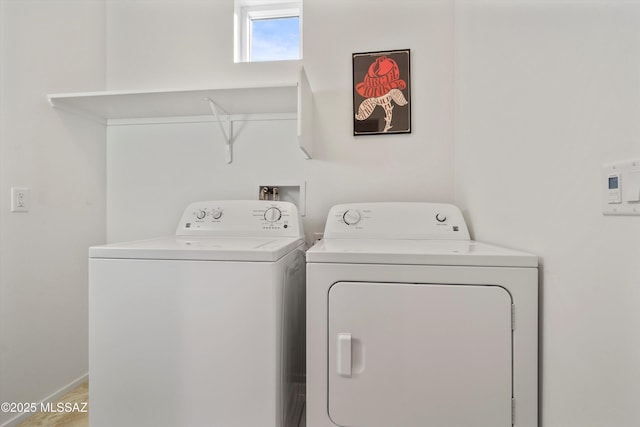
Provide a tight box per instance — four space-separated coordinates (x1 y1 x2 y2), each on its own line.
352 49 411 136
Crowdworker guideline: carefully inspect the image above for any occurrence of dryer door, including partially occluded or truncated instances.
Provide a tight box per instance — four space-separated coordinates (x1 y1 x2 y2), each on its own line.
328 282 512 427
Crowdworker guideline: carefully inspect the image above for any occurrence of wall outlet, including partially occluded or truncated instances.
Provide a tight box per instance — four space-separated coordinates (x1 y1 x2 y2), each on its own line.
11 187 30 212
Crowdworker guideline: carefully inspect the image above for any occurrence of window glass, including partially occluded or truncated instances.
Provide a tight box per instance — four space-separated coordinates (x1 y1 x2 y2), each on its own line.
234 1 302 63
250 16 300 62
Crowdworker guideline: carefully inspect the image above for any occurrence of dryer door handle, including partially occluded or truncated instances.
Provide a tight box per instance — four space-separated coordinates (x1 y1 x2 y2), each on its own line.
337 333 352 377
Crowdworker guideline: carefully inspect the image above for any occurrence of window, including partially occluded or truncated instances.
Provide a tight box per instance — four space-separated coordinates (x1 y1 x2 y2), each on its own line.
235 1 302 63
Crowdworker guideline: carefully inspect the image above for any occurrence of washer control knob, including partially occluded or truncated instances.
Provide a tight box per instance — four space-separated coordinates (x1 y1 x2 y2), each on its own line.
196 210 206 220
264 207 282 223
435 213 447 223
343 209 362 226
211 210 223 220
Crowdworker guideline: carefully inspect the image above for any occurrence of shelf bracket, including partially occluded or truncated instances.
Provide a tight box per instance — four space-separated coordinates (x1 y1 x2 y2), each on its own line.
206 97 233 164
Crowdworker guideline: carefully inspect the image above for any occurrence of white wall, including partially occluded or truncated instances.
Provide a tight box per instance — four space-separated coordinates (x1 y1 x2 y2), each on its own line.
454 1 640 426
0 1 106 425
3 1 640 426
105 0 455 243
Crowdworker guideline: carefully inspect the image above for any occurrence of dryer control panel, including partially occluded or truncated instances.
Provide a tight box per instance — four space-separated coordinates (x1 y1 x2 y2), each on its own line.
324 202 470 240
176 200 303 238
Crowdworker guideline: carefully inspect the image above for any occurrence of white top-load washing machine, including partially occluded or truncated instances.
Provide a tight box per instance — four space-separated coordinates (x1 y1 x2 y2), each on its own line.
89 200 306 427
306 202 538 427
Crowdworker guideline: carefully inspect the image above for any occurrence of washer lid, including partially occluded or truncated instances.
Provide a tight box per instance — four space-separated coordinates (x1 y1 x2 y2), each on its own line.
90 236 304 262
306 239 537 267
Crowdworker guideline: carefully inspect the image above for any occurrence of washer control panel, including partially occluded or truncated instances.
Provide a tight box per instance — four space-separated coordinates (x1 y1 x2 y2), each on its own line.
176 200 303 237
325 202 470 240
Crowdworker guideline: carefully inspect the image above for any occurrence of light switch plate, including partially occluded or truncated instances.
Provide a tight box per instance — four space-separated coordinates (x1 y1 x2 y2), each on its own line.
602 159 640 215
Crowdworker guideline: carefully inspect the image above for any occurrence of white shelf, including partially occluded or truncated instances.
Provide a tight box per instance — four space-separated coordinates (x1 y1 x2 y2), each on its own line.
48 68 313 160
48 85 298 122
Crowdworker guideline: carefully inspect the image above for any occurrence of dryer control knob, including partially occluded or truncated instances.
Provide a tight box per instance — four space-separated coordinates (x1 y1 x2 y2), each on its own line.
264 207 282 223
196 210 206 220
211 210 223 220
435 213 447 223
343 210 362 226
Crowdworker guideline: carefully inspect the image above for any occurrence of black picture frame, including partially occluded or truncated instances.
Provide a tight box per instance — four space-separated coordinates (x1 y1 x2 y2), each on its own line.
352 49 411 136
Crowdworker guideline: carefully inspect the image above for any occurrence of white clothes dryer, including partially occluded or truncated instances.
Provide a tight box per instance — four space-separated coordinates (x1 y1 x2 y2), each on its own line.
89 200 306 427
306 202 538 427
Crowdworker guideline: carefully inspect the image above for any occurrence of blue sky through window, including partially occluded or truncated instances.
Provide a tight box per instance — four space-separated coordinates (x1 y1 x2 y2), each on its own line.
250 16 300 61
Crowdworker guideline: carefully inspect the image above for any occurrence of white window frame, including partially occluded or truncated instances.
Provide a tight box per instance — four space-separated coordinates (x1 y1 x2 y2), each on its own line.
234 1 302 63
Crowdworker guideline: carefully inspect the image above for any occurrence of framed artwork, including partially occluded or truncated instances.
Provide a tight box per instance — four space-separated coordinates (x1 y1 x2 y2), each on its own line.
352 49 411 136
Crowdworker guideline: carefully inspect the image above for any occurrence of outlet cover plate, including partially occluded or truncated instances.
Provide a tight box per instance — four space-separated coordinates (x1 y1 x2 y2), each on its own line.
11 187 30 212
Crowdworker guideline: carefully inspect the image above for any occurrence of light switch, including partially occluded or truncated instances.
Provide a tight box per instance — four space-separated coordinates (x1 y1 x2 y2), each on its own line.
623 171 640 203
607 173 621 204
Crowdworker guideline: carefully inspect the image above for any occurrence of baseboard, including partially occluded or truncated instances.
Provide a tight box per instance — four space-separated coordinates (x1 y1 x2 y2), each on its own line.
0 373 88 427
